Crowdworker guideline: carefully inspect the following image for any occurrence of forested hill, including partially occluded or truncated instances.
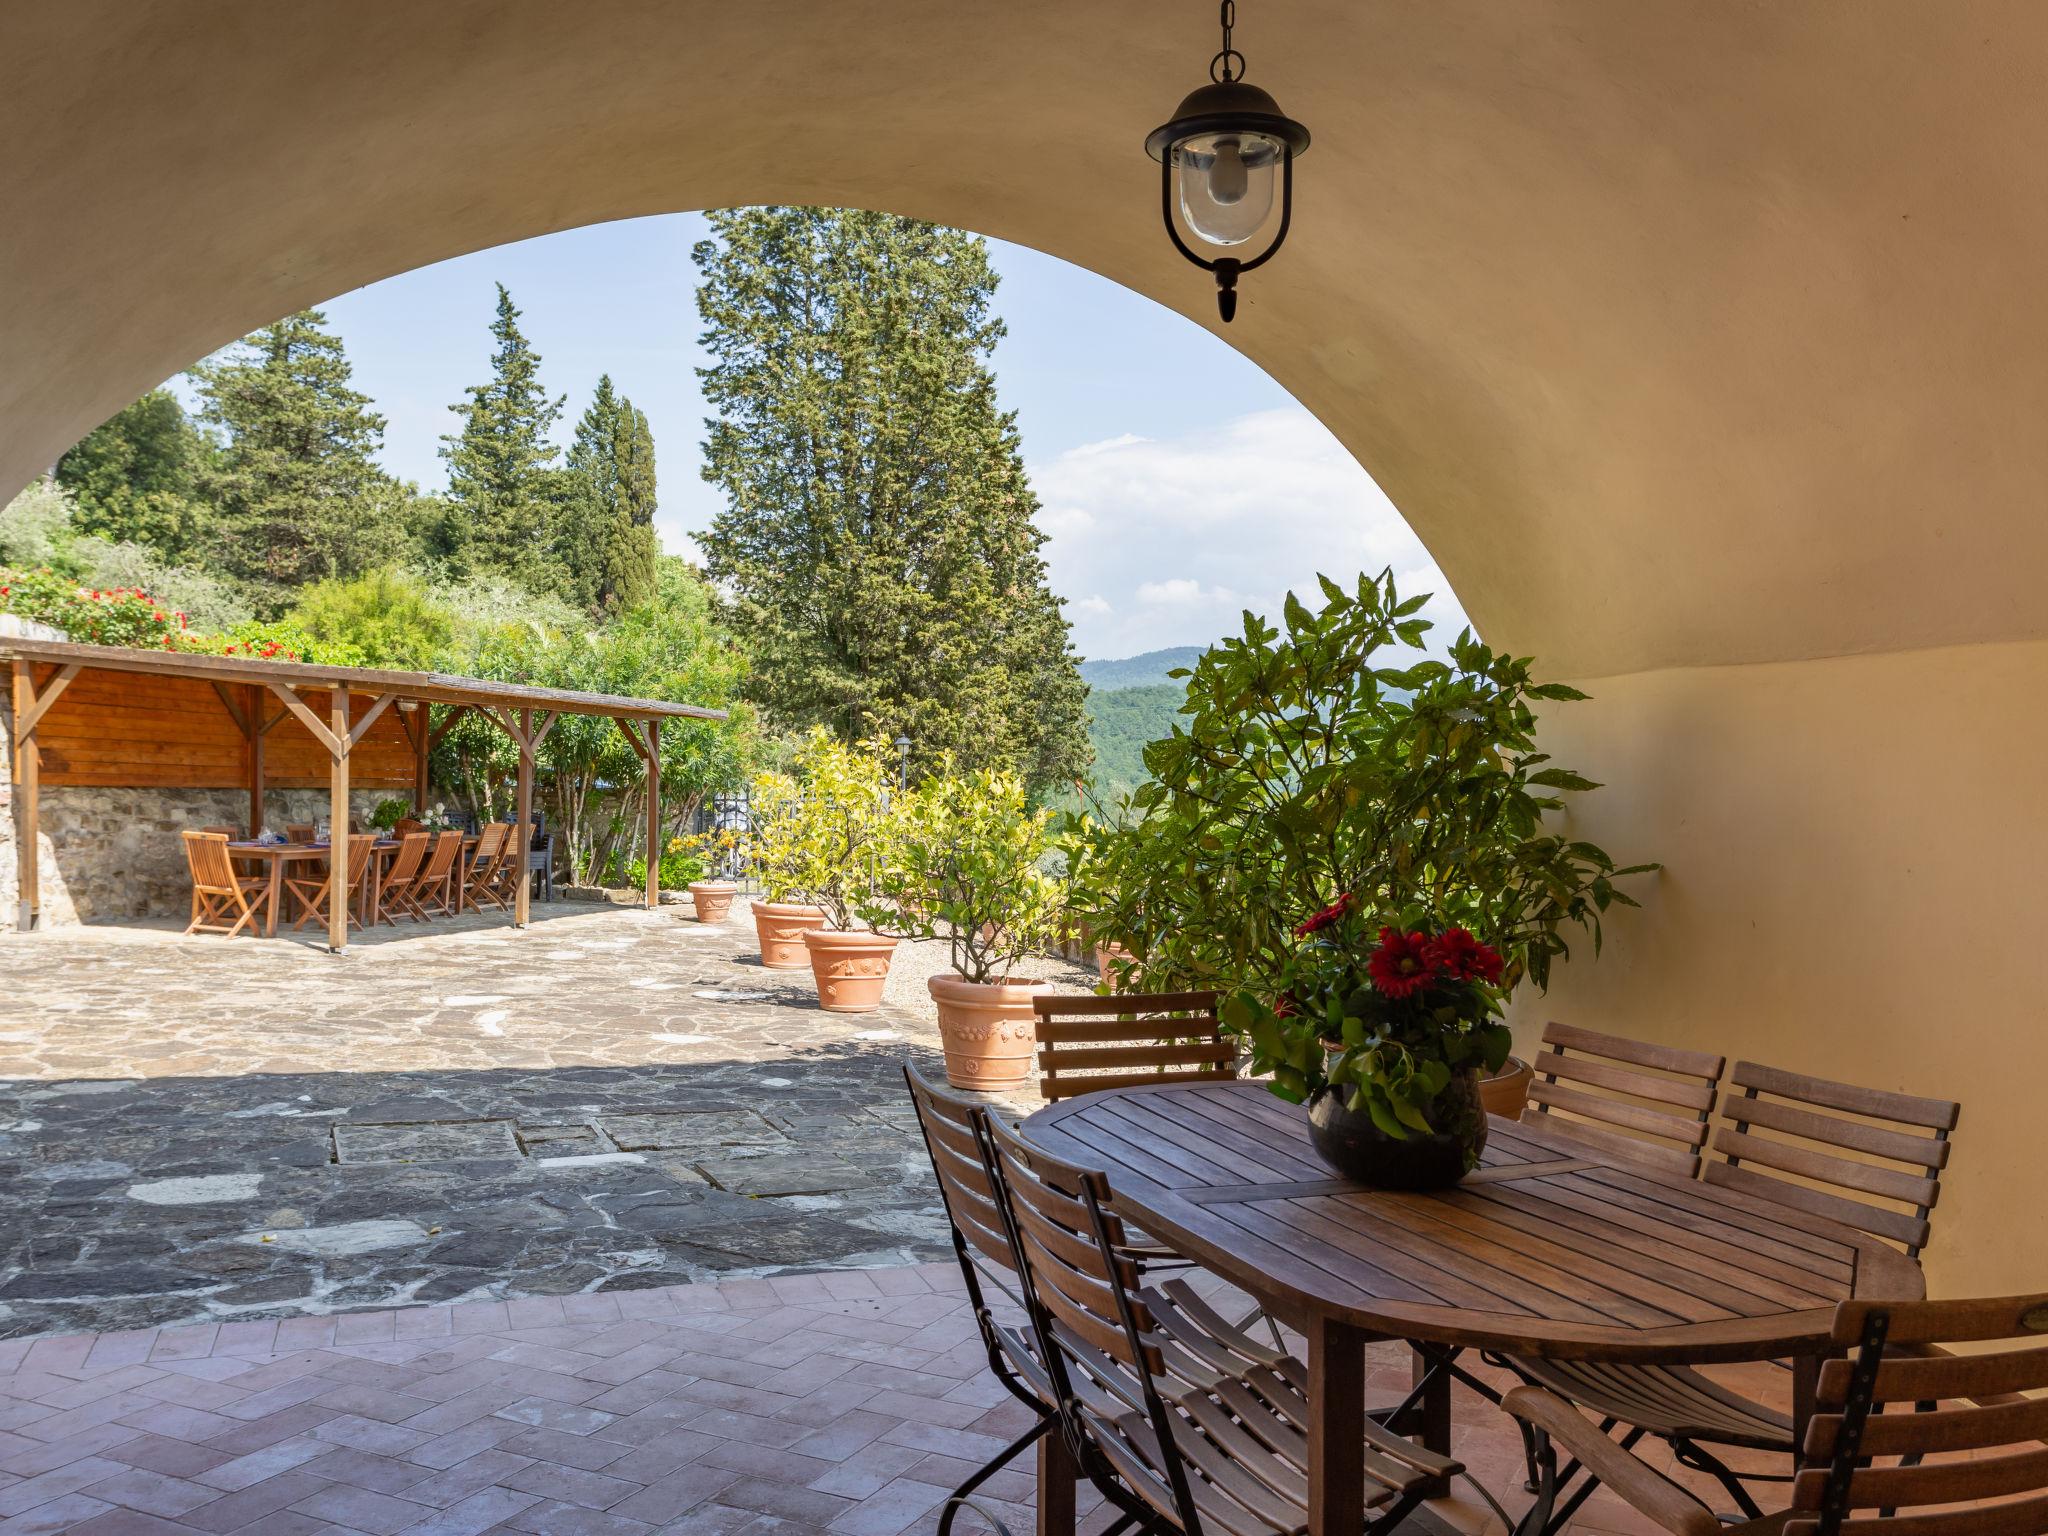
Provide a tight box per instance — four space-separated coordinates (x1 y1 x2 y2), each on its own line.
1080 683 1185 800
1078 646 1206 692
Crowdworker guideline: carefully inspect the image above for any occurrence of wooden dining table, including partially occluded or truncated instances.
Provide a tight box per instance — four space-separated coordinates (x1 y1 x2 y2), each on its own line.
1020 1080 1925 1536
222 841 334 938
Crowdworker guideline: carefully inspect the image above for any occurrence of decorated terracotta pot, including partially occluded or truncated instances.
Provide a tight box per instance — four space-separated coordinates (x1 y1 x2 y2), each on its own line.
687 881 738 924
802 928 898 1013
927 974 1046 1090
751 899 827 969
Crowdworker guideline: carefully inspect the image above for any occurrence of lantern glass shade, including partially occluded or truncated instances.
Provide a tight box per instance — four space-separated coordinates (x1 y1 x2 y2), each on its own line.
1172 129 1283 247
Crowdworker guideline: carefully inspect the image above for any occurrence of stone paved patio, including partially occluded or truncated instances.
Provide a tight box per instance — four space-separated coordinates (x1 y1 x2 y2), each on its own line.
0 1261 1763 1536
0 904 1086 1340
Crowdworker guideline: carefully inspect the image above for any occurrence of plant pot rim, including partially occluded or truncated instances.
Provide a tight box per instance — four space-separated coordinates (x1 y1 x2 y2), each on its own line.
927 973 1050 1000
690 879 738 890
751 899 825 916
801 927 898 948
1484 1054 1531 1080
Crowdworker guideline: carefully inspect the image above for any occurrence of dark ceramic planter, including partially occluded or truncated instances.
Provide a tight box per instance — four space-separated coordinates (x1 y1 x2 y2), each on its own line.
1307 1066 1488 1191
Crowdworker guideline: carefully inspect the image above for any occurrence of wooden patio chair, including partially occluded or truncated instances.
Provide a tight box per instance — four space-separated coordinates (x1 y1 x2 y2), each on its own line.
1521 1020 1727 1173
464 822 512 911
284 823 315 843
400 830 465 920
1508 1290 2048 1536
978 1110 1459 1536
902 1067 1057 1535
1031 990 1238 1102
179 830 270 938
284 834 377 935
371 830 429 926
1503 1059 1961 1520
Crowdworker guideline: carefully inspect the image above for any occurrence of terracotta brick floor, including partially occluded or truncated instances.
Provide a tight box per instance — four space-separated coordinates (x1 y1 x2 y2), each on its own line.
0 1261 1792 1536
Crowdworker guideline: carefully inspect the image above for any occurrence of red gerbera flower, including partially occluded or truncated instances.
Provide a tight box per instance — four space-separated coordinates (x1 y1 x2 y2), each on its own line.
1293 890 1354 938
1428 927 1504 984
1367 927 1437 998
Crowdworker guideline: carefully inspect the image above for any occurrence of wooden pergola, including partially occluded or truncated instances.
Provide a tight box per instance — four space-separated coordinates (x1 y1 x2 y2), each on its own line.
2 637 727 950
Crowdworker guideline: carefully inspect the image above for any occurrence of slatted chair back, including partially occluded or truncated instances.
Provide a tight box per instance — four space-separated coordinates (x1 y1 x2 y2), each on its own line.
1032 991 1237 1102
200 824 239 840
181 830 238 894
412 831 463 914
285 823 315 843
1705 1062 1959 1259
1790 1292 2048 1536
383 830 428 886
904 1065 1022 1293
395 817 425 835
1522 1021 1726 1173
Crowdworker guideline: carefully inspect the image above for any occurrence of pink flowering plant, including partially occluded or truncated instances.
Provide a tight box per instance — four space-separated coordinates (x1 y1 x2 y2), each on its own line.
1240 894 1515 1137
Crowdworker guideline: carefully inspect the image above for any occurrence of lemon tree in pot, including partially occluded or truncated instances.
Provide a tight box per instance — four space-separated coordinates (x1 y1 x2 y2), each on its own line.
747 730 901 1010
875 760 1066 1090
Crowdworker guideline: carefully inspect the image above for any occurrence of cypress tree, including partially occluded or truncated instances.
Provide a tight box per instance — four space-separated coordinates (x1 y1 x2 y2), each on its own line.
693 206 1090 793
55 388 212 561
190 310 395 613
562 374 659 612
440 283 566 588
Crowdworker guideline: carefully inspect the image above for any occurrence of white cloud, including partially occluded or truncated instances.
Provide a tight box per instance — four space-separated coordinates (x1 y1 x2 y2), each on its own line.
1031 407 1470 661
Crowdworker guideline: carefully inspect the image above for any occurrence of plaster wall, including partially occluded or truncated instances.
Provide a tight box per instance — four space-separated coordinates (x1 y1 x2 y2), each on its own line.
1517 641 2048 1299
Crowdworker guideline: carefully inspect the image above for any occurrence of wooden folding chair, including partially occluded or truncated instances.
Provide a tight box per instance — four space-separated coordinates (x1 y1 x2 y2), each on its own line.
1520 1020 1727 1173
464 822 512 911
1506 1055 1960 1521
284 823 315 843
1510 1290 2048 1536
285 834 377 935
371 831 430 927
400 831 465 920
1032 991 1238 1102
180 830 270 938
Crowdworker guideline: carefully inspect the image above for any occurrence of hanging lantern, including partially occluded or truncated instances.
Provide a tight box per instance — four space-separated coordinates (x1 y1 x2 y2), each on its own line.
1145 0 1310 322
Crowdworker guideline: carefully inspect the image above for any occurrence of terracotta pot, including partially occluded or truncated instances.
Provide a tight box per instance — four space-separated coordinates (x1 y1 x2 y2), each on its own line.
751 899 827 969
1478 1054 1534 1120
1093 939 1132 990
928 974 1046 1090
687 881 738 924
801 928 899 1013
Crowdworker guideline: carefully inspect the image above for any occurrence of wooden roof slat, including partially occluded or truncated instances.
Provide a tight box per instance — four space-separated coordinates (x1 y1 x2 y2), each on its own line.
0 637 728 722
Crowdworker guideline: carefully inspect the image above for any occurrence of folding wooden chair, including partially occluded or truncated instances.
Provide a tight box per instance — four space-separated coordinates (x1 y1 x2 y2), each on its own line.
464 822 512 911
1510 1290 2048 1536
400 831 465 920
1520 1020 1727 1173
1032 991 1238 1102
180 830 270 938
285 834 377 935
284 823 315 843
371 831 430 926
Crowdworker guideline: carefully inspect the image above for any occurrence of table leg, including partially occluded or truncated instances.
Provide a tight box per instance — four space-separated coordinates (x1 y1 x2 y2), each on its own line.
1035 1425 1075 1536
266 860 283 938
1406 1345 1454 1498
1308 1315 1368 1536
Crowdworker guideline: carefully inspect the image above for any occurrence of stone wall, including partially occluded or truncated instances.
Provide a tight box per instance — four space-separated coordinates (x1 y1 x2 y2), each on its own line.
1 774 394 930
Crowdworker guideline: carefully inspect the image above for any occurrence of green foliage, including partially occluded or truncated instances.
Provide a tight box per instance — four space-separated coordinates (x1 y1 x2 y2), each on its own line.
191 310 403 613
1076 684 1183 802
368 798 413 831
287 568 454 671
1066 570 1656 1017
561 375 658 613
627 837 707 893
693 206 1089 797
71 539 250 635
439 284 568 589
743 729 895 928
1078 647 1209 691
0 479 76 568
876 759 1067 985
56 389 212 561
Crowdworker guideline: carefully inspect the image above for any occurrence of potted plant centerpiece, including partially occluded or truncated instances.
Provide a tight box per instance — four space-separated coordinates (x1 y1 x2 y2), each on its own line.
877 760 1066 1089
749 730 900 1009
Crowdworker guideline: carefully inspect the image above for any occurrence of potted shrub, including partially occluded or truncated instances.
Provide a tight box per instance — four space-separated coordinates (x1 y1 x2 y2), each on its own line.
749 731 900 1008
678 828 743 922
744 762 828 967
877 761 1066 1089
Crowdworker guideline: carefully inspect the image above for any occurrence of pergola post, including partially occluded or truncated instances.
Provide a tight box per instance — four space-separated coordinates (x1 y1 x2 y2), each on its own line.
407 706 430 814
9 659 77 933
328 684 351 952
246 684 265 836
644 717 660 911
514 706 534 929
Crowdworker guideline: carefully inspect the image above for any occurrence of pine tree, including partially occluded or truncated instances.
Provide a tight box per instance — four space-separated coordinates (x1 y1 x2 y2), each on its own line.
55 388 212 561
693 207 1090 793
561 374 659 612
440 283 566 589
190 310 396 613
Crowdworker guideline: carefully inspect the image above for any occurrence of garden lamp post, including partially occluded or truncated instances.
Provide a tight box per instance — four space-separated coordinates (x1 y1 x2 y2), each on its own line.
895 735 911 790
1145 0 1310 322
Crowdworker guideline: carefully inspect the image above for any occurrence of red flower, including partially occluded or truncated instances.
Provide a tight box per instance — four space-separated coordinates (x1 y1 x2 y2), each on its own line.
1293 890 1354 938
1367 927 1437 998
1429 928 1504 984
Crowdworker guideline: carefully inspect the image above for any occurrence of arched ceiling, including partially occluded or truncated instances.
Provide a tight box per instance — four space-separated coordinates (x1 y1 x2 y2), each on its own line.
5 1 2046 678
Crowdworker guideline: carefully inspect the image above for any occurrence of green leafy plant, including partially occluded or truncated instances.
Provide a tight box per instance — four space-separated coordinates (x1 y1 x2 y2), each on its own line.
627 836 707 892
1063 569 1655 1099
368 798 413 832
742 729 895 928
873 758 1067 985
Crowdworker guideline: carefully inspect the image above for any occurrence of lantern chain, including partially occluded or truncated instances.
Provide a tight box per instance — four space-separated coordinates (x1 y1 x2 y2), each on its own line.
1210 0 1245 82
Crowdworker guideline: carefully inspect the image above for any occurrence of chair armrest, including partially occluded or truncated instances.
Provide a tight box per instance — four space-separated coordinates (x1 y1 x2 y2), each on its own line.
1504 1386 1721 1536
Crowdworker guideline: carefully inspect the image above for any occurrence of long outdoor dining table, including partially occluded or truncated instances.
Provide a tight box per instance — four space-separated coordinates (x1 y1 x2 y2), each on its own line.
1019 1080 1925 1536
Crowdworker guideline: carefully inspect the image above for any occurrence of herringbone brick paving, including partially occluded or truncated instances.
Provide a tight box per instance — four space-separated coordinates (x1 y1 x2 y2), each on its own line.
0 1262 1778 1536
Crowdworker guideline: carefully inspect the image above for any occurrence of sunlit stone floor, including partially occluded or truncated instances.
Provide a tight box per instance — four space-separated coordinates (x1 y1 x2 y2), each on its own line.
0 904 1081 1339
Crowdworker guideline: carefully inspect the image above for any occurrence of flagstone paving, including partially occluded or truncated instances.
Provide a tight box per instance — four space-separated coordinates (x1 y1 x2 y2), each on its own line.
0 904 1088 1340
0 1261 1767 1536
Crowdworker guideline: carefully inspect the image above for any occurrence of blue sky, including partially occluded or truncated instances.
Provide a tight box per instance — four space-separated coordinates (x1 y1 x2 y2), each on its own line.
176 213 1466 661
